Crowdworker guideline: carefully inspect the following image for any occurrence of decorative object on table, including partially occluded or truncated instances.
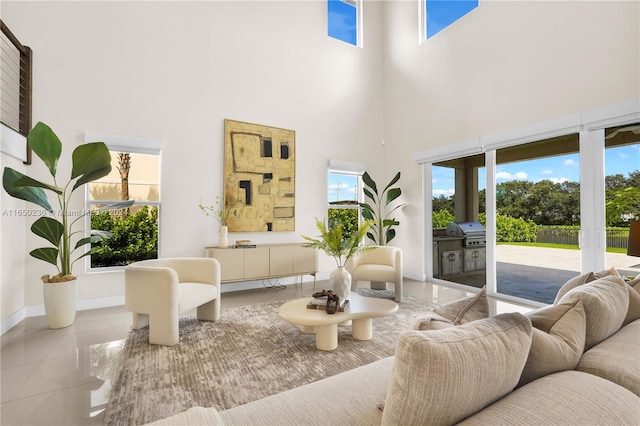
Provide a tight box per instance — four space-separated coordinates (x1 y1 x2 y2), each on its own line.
2 122 134 328
360 171 406 245
302 217 372 301
307 289 350 314
224 119 296 232
199 195 237 248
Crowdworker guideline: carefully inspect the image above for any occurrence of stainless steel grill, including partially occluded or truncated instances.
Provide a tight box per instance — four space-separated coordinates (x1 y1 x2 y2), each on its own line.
446 221 486 247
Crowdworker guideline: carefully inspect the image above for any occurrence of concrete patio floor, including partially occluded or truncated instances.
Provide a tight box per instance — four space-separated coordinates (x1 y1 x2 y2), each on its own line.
444 245 639 304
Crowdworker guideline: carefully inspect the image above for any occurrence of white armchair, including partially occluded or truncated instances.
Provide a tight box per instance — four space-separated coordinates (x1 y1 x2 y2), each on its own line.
125 257 221 346
346 246 403 302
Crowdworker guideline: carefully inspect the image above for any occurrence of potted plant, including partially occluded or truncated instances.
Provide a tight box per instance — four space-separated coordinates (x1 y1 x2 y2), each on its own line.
302 217 372 301
199 195 237 248
360 171 406 245
2 122 133 328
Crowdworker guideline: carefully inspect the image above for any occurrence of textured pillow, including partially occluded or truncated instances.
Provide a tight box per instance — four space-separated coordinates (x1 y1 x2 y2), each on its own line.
517 299 586 387
623 279 640 326
558 275 629 349
553 267 619 304
410 311 455 331
433 286 489 325
381 313 532 426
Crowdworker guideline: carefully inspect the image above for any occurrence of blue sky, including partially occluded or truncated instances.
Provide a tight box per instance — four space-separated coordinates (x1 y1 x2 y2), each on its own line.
328 172 359 203
433 144 639 197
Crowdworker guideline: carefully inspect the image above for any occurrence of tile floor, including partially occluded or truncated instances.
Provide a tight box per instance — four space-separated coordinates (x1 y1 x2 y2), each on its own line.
0 279 534 425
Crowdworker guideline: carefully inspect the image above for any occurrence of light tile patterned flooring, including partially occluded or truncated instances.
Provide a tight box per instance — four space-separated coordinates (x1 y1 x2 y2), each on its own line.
0 279 533 425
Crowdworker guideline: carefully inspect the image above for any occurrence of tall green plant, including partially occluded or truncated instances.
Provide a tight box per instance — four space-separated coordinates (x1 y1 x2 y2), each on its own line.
2 122 133 281
360 171 406 245
302 217 373 268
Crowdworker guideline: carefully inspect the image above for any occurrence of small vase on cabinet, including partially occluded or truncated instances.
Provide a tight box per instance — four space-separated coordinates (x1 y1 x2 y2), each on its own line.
330 267 351 301
219 225 229 248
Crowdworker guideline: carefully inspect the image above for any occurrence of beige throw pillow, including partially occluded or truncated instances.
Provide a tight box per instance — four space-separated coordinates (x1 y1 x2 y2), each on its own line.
381 313 532 426
410 311 455 331
433 286 489 325
623 279 640 326
558 275 629 349
553 267 619 304
517 299 586 387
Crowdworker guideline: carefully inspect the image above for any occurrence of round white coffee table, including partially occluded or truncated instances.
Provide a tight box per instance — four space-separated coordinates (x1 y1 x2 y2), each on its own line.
278 292 399 351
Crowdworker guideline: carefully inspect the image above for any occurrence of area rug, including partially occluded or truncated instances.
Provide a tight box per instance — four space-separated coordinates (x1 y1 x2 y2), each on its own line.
104 290 435 425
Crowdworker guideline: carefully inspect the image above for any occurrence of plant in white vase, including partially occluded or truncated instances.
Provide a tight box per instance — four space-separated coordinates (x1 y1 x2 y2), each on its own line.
302 217 372 301
199 195 237 248
2 122 134 328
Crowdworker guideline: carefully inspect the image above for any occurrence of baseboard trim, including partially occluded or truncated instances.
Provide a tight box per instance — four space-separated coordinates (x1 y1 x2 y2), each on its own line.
2 295 126 336
1 308 26 335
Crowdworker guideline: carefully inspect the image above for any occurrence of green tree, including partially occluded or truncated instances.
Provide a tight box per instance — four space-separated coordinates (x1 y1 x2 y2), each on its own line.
328 208 359 243
90 206 158 267
432 209 455 228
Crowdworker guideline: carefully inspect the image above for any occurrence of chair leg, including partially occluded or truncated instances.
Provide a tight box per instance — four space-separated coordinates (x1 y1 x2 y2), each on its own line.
131 312 149 329
394 282 403 303
197 297 220 322
148 312 179 346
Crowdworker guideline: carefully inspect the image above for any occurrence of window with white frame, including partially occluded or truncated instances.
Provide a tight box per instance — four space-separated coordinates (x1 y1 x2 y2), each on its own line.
85 133 161 269
328 159 365 239
328 0 362 47
420 0 478 41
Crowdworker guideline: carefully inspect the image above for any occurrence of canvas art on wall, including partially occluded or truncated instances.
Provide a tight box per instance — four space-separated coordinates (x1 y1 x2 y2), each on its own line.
224 119 295 232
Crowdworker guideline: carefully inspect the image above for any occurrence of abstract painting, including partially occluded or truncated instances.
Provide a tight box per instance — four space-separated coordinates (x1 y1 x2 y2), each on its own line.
223 119 295 232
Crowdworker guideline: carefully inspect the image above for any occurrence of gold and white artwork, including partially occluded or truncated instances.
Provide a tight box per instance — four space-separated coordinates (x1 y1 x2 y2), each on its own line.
223 119 295 232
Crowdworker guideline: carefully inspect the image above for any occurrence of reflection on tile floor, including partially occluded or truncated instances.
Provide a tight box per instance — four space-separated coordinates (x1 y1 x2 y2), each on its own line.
1 279 533 425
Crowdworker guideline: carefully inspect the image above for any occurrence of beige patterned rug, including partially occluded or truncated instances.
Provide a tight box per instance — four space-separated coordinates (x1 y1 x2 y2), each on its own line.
104 290 435 425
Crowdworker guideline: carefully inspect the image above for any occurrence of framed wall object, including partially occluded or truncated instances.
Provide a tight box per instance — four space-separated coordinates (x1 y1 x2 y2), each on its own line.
224 119 295 232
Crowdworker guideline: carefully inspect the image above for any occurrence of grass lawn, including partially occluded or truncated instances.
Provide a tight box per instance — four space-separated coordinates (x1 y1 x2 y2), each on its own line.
498 242 627 254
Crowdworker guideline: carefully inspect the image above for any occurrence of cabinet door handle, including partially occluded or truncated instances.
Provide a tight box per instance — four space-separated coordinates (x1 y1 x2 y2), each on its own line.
447 253 456 261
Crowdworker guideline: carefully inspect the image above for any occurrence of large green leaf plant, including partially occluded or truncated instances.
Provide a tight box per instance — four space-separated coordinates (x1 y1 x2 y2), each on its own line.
360 171 406 245
302 217 373 268
3 122 133 282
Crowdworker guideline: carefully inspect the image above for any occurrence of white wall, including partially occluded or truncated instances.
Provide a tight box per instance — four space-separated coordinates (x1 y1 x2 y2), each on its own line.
0 0 385 324
2 0 639 326
382 0 640 280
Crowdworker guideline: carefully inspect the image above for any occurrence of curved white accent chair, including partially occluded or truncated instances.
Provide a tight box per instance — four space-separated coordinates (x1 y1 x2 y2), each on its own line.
346 246 403 302
125 257 221 346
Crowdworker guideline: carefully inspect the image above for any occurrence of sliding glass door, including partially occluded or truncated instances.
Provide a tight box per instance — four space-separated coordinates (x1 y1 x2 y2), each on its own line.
427 121 639 304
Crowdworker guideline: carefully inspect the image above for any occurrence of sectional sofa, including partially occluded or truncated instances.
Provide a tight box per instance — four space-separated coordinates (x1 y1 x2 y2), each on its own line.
150 271 640 425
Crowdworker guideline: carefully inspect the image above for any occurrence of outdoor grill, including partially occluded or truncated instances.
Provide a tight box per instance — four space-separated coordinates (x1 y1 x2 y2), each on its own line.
445 221 486 247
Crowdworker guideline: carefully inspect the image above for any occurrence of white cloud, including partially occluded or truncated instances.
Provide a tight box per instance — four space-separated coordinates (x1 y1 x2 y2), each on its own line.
541 169 553 175
548 177 570 184
563 158 578 166
496 171 528 181
433 189 455 197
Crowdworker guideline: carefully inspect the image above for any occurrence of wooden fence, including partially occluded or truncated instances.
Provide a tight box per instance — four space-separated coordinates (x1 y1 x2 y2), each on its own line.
536 226 630 249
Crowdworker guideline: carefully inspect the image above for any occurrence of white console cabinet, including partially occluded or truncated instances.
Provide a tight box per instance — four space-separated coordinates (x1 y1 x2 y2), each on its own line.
204 243 317 284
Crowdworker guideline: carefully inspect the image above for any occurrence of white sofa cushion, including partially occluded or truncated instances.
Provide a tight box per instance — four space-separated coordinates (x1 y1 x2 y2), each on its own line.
458 370 640 425
381 312 532 426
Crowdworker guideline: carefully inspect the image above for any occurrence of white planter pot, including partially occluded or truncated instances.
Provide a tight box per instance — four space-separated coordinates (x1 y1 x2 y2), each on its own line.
219 225 229 248
330 267 352 301
43 278 78 329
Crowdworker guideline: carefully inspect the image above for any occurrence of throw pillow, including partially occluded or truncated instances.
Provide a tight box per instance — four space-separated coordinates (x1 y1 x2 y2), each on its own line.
623 276 640 326
517 299 586 387
558 275 629 350
433 286 489 325
381 313 532 426
553 267 619 304
410 311 455 331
